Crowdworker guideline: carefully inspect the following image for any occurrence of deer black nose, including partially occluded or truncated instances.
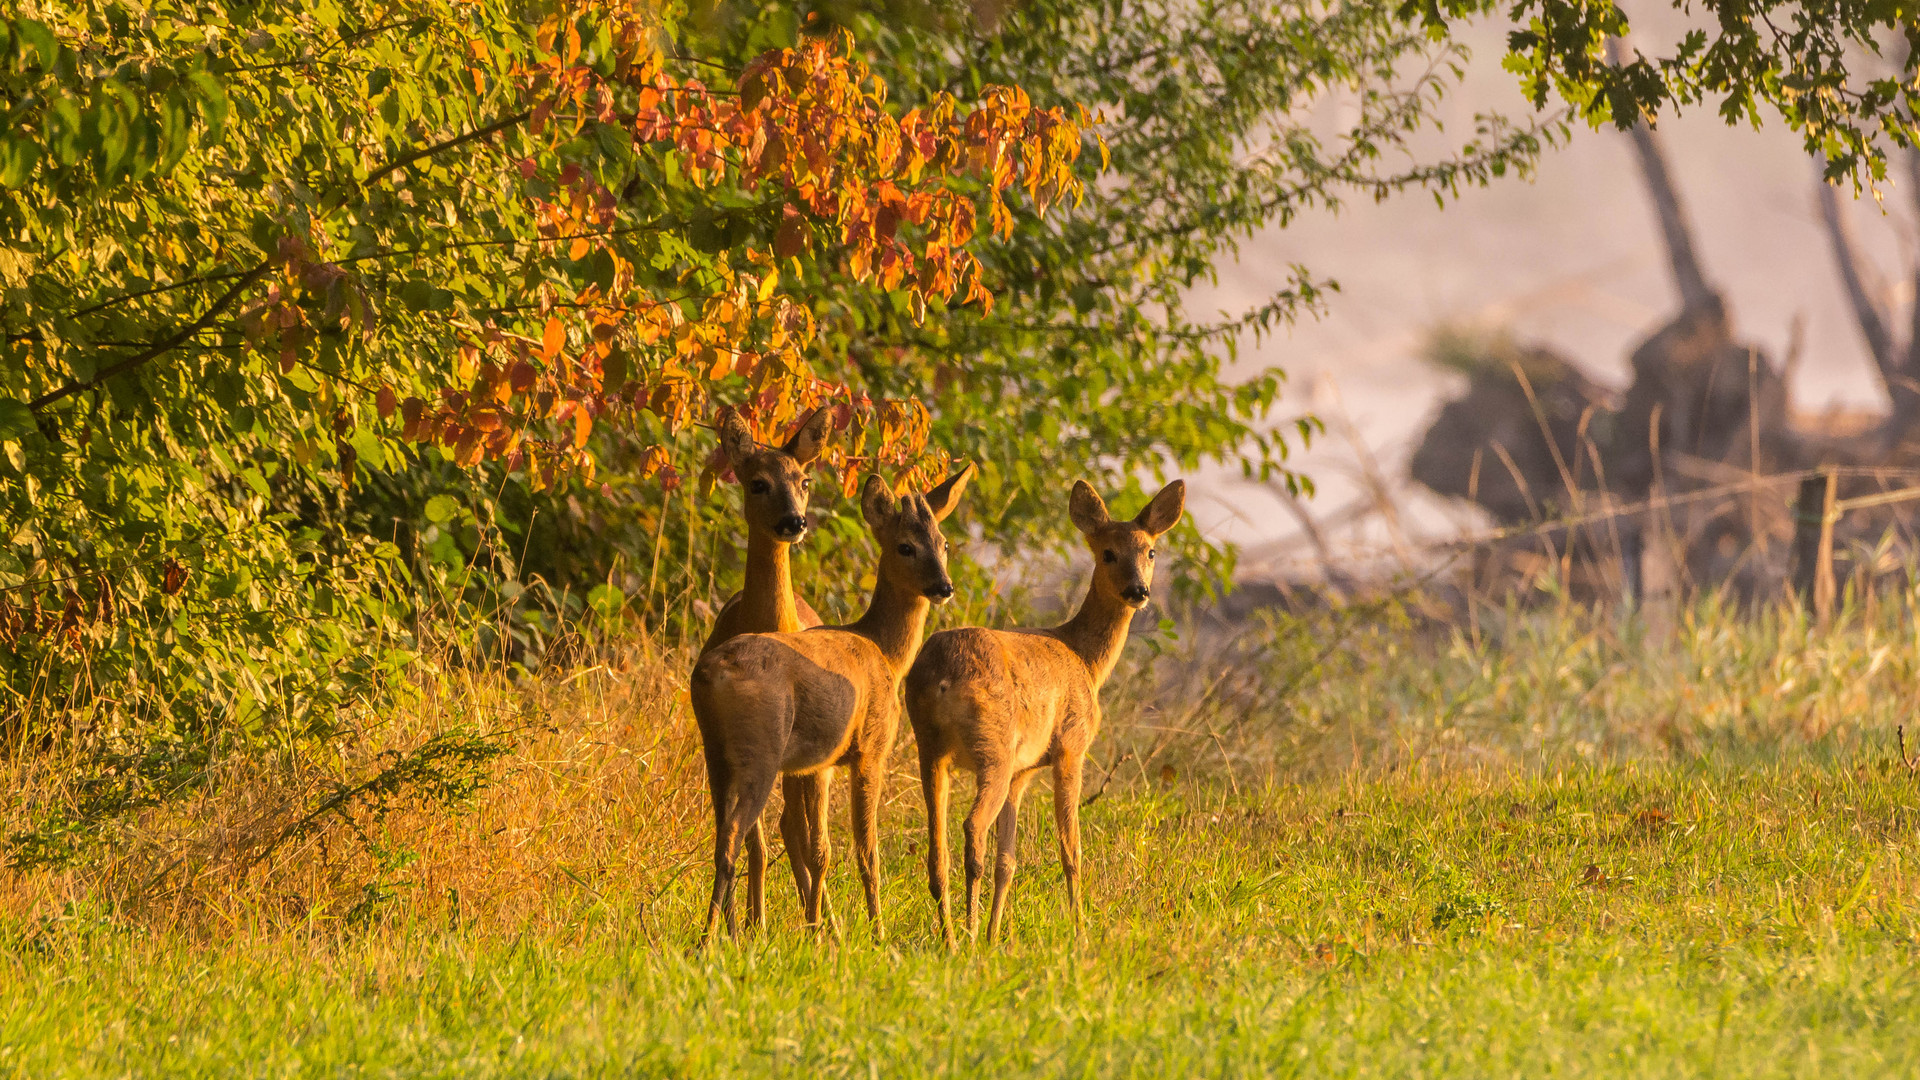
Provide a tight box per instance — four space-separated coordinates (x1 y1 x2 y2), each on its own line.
1121 584 1150 605
927 581 955 603
774 514 808 540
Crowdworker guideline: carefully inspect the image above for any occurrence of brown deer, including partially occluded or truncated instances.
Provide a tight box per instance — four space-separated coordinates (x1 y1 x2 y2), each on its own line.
697 406 833 930
692 464 976 943
904 479 1184 947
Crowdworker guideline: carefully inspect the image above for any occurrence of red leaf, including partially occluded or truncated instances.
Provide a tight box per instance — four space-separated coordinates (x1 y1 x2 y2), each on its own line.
775 209 808 260
376 385 397 419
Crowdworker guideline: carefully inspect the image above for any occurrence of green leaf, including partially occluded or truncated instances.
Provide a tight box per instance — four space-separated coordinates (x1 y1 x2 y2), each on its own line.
13 19 57 69
0 137 39 188
0 399 34 440
47 97 83 166
348 427 387 471
423 494 460 524
186 70 229 140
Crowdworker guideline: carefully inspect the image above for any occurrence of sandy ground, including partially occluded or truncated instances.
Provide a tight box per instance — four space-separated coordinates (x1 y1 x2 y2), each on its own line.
1186 20 1918 576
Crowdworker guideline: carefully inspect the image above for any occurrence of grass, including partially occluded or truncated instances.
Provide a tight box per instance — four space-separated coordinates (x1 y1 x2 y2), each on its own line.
8 594 1920 1076
9 763 1920 1076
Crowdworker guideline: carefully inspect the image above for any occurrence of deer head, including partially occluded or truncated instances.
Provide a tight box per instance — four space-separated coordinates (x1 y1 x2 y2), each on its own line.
861 463 976 606
1068 479 1186 609
718 407 833 543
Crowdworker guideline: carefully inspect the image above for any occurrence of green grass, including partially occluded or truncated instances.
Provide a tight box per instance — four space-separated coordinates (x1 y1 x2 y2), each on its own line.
9 759 1920 1077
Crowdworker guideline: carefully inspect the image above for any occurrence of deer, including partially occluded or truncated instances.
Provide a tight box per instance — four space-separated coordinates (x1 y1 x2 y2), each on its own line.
697 406 834 931
691 463 976 943
904 478 1184 947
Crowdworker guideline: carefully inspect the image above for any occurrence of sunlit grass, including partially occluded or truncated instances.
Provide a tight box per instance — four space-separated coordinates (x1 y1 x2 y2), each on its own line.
8 593 1920 1076
8 761 1920 1077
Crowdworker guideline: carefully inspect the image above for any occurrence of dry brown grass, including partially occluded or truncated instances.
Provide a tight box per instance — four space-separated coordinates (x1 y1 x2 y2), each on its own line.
8 585 1917 944
0 631 965 941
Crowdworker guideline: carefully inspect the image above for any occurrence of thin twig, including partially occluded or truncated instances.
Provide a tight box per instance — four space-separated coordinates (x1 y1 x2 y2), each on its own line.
28 263 272 412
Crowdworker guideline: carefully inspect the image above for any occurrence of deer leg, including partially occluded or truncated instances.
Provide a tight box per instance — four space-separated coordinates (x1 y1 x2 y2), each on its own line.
700 747 736 947
963 766 1012 941
1052 754 1085 938
849 755 886 939
986 772 1037 945
744 820 766 932
710 765 780 944
920 753 955 951
802 768 838 936
778 775 817 917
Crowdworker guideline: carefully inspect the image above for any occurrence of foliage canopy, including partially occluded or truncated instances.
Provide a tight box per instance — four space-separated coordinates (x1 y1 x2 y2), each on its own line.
2 0 1917 872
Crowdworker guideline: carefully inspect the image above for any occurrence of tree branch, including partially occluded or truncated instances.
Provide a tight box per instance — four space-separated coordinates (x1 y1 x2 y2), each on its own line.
1816 179 1896 382
1624 120 1716 312
28 262 271 413
360 110 531 189
1608 39 1716 312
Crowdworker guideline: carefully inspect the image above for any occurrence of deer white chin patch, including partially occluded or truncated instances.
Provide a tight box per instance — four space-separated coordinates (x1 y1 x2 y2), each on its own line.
928 592 954 606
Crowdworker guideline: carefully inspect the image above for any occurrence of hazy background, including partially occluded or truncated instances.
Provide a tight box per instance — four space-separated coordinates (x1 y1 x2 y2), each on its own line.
1187 18 1918 577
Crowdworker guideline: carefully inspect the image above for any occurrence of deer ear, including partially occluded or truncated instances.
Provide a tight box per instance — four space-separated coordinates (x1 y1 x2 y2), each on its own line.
860 475 897 531
1134 479 1186 537
922 461 976 523
1068 480 1110 535
781 407 832 465
717 411 757 472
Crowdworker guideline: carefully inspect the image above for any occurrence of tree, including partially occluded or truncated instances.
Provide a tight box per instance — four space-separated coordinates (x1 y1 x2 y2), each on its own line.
0 0 1085 869
1405 0 1919 184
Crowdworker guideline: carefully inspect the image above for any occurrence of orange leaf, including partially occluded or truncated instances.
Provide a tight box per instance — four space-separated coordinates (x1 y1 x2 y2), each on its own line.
573 408 593 448
775 211 808 260
542 317 564 361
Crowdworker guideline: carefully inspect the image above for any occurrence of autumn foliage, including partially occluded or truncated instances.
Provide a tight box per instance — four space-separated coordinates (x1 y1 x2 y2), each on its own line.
370 17 1090 494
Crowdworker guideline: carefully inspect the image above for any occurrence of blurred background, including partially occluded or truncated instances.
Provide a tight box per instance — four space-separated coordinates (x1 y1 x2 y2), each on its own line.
1189 15 1915 584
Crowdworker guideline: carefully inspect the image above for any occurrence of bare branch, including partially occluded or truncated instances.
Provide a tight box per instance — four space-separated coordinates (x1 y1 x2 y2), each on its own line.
1607 38 1716 312
1816 180 1897 382
1624 120 1717 312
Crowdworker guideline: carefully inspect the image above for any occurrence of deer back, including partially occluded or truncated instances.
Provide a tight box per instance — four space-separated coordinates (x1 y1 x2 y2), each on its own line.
905 625 1100 773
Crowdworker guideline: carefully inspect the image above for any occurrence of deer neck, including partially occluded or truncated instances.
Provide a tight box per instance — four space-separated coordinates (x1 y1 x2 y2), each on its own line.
1054 582 1136 690
741 526 803 634
848 575 931 677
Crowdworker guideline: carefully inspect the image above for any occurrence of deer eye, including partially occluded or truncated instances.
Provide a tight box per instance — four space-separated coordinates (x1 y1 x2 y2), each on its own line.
1102 550 1116 563
749 479 769 495
897 543 915 557
801 477 811 489
1148 550 1156 561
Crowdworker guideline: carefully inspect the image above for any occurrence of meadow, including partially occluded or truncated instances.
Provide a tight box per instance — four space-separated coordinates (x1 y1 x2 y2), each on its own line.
6 589 1920 1077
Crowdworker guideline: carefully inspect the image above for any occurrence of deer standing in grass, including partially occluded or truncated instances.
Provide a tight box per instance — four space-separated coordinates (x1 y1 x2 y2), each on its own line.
905 479 1184 947
697 407 833 930
692 464 976 943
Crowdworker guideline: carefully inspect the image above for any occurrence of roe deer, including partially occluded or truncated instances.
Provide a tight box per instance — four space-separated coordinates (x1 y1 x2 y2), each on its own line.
692 464 976 943
697 406 835 931
904 479 1184 946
